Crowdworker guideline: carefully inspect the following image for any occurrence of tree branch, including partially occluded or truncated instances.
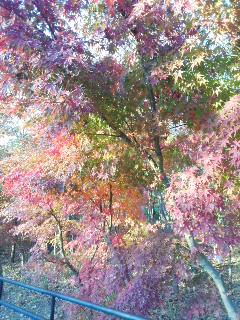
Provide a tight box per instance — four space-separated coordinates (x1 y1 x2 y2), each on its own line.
49 211 79 275
186 234 239 320
109 183 113 232
87 133 122 138
140 56 166 176
33 0 57 39
98 112 160 172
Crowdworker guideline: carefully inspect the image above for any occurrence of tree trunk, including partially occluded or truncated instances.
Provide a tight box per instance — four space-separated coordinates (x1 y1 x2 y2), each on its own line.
10 243 16 263
0 245 3 278
50 211 79 276
20 252 25 266
186 235 239 320
228 250 233 287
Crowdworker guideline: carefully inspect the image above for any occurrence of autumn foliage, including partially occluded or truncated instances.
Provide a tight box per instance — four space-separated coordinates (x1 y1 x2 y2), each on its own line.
0 0 240 319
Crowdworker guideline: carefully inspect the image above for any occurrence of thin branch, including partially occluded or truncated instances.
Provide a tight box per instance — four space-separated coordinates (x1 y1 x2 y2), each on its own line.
140 56 165 175
98 113 133 145
33 0 57 39
90 245 99 264
99 112 160 172
49 210 78 275
109 183 113 232
169 123 188 130
87 133 122 138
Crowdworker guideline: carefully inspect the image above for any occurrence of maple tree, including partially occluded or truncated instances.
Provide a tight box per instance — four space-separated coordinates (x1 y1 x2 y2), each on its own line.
0 0 240 319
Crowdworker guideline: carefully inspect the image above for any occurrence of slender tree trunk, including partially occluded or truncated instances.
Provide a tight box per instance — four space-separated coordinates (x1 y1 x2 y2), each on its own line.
0 263 3 300
109 183 113 231
0 246 3 299
186 235 239 320
0 261 2 277
54 232 57 256
106 186 131 286
50 211 79 276
172 274 179 297
20 252 24 266
228 250 233 287
10 243 16 263
57 223 78 275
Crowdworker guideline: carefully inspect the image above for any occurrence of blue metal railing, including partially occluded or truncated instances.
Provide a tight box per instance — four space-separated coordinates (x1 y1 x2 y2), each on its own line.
0 276 148 320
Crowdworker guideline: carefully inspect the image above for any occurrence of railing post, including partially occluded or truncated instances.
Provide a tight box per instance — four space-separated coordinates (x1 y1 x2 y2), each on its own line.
50 296 56 320
0 278 3 300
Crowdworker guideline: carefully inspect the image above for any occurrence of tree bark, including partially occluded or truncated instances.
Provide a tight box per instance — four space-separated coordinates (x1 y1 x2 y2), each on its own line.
109 183 113 232
10 243 16 263
50 211 79 276
228 250 233 287
186 235 239 320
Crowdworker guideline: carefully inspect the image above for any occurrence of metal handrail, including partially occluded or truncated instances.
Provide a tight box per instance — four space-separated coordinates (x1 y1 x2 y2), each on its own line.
0 276 148 320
